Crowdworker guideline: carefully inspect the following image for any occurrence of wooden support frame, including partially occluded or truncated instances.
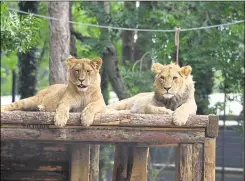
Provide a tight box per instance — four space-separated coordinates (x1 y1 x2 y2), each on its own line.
0 111 219 181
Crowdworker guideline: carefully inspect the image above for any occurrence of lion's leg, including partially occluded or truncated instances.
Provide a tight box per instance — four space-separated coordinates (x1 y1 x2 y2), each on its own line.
144 105 173 115
81 100 106 127
1 96 39 111
173 100 197 126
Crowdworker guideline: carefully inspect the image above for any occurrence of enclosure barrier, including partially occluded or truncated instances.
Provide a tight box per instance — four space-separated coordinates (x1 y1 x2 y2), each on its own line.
1 111 219 181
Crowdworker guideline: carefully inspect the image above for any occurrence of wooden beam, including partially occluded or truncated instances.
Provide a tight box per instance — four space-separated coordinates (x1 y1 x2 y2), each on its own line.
1 127 205 144
204 138 216 181
1 111 209 128
130 147 149 181
70 144 90 181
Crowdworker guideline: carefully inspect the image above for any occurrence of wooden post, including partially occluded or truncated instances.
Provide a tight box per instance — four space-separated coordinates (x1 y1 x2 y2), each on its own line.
204 138 216 181
90 145 100 181
112 145 129 181
70 144 90 181
176 144 193 181
130 147 149 181
192 143 204 181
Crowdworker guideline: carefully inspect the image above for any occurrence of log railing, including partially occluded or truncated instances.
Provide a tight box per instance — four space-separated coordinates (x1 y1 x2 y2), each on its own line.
1 111 219 181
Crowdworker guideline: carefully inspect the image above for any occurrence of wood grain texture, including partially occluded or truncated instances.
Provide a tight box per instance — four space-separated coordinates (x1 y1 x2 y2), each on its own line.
206 115 219 138
204 138 216 181
1 111 209 128
176 144 193 181
70 144 90 181
1 127 205 144
130 147 149 181
192 143 204 181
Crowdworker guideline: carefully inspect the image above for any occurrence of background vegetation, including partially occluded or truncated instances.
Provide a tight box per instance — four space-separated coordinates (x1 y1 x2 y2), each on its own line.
1 1 244 180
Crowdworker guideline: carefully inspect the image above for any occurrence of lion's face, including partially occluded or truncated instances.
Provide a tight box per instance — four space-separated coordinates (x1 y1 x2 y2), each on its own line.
66 57 102 92
152 63 192 99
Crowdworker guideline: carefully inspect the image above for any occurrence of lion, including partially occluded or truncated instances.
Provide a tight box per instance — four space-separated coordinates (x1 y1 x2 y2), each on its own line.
107 62 197 126
1 56 106 127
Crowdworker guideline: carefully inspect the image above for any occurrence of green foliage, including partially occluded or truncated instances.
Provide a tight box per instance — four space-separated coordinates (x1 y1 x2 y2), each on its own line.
1 3 41 53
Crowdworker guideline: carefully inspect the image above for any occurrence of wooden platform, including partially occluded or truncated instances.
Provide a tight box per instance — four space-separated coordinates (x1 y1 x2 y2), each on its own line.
1 111 219 181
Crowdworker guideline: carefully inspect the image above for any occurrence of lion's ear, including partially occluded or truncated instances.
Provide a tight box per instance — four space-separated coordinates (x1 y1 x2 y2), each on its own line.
65 55 77 69
151 63 164 74
91 57 103 71
180 65 192 77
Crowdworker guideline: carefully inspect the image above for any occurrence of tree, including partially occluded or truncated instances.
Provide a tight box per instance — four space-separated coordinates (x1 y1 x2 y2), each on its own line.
48 2 70 84
17 1 39 99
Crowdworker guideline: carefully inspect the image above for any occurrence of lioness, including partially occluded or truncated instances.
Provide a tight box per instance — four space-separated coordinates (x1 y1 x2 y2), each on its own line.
107 63 197 126
1 56 106 127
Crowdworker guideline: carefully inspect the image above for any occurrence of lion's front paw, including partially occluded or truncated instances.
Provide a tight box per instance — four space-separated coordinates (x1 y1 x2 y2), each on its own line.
54 110 69 127
172 110 189 126
81 107 95 127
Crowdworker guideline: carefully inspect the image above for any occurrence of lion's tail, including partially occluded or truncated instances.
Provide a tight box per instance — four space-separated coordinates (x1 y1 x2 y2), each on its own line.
1 96 38 111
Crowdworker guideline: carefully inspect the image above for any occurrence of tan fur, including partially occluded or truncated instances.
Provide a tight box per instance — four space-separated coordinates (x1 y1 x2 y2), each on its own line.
107 63 197 126
1 56 106 127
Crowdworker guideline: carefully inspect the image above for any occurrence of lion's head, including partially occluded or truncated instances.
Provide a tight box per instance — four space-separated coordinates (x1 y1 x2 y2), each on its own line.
152 62 194 100
66 56 102 92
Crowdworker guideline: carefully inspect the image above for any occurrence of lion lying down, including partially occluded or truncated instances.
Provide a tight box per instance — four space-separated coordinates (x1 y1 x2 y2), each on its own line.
107 62 197 126
1 56 106 127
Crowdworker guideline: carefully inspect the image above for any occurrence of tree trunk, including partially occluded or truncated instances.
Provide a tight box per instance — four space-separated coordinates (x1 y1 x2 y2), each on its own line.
134 2 153 71
122 2 135 66
48 2 70 85
17 2 39 99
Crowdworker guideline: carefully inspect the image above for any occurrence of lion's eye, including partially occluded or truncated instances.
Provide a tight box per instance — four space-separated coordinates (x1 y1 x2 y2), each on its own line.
75 70 79 74
173 76 178 80
160 76 165 80
86 70 91 73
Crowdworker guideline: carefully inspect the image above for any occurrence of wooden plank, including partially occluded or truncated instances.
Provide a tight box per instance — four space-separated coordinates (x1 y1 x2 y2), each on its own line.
1 128 205 144
1 111 209 127
206 115 219 138
130 147 149 181
1 149 68 162
176 144 193 181
1 160 67 171
1 170 67 181
90 144 100 181
204 138 216 181
1 141 68 152
70 144 90 181
112 145 129 181
192 143 204 181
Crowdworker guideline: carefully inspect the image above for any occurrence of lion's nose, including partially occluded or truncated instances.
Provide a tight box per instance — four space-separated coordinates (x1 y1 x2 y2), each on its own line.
164 87 171 91
79 79 85 83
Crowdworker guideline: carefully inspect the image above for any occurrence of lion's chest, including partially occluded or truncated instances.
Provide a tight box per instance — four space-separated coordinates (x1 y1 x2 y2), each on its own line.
70 96 91 112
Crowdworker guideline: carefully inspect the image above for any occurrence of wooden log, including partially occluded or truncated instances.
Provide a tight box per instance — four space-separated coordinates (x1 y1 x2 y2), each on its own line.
1 160 67 171
1 170 67 181
90 144 100 181
112 145 129 181
206 115 219 138
1 111 209 127
192 143 204 181
204 138 216 181
1 127 205 144
130 147 149 181
70 144 90 181
176 144 193 181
